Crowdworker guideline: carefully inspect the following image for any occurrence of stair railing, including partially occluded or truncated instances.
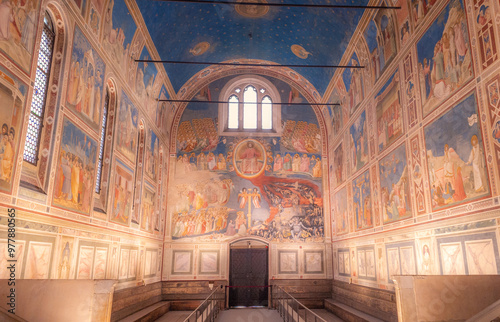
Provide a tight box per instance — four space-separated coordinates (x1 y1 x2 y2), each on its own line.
273 285 327 322
183 284 225 322
465 298 500 322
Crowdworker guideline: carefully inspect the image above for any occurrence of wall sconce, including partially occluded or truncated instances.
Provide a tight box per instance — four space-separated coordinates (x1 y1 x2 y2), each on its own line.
209 281 214 290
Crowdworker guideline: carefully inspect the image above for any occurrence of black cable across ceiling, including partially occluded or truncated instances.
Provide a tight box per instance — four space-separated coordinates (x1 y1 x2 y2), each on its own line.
158 99 340 106
151 0 401 10
135 59 365 69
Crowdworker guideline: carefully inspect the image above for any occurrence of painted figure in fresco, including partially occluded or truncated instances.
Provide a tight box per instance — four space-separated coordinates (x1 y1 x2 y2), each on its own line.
81 166 92 213
207 152 216 170
292 154 300 172
283 153 292 171
466 135 485 193
299 154 310 173
453 166 466 202
443 144 456 191
226 220 236 236
274 154 283 172
309 156 316 174
0 0 14 41
239 141 261 174
236 211 247 235
0 127 14 182
349 59 363 110
252 188 261 208
238 188 247 208
217 153 226 170
197 153 207 170
289 217 311 240
61 152 72 201
477 5 489 26
312 157 322 177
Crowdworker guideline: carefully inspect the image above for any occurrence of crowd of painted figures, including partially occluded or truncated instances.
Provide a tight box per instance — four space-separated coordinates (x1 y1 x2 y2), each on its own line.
281 120 321 154
171 207 229 237
54 149 94 213
177 118 219 153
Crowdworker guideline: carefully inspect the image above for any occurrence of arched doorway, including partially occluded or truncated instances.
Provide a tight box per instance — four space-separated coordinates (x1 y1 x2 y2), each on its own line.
229 238 269 308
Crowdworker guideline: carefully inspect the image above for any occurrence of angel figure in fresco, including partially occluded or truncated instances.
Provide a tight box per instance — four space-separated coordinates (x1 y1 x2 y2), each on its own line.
252 188 261 208
238 188 247 208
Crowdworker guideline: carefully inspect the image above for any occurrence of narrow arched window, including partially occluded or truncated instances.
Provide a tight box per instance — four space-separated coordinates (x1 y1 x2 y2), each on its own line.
243 86 257 129
220 76 281 135
23 12 55 165
95 89 109 193
228 95 239 129
261 96 273 130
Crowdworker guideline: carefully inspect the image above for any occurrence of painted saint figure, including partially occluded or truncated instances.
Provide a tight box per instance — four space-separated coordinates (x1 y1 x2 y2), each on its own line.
239 141 261 174
466 135 485 192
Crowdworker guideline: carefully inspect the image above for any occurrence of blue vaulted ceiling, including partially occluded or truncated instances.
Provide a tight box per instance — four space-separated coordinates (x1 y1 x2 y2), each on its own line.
135 0 369 96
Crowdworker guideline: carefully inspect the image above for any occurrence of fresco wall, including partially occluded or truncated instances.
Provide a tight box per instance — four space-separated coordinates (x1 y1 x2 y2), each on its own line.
0 0 169 289
168 75 324 244
1 0 500 296
327 0 500 291
163 74 332 281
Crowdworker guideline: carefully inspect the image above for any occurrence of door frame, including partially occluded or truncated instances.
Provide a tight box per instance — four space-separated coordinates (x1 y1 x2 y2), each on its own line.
227 237 270 308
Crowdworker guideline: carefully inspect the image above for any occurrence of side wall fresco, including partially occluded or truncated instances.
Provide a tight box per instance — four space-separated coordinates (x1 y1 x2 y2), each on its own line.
0 0 170 290
327 0 500 291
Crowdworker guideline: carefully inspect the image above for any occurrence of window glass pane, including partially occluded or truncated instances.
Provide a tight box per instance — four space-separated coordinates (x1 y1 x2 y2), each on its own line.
23 13 54 165
228 95 239 129
243 86 257 129
95 91 109 193
262 96 272 130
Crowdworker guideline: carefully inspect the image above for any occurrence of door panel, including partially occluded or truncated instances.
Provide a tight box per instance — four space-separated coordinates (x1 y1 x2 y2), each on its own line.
229 248 268 307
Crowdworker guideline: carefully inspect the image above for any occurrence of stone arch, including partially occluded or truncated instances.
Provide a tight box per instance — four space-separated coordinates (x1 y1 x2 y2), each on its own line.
94 77 119 212
168 60 328 155
22 2 68 193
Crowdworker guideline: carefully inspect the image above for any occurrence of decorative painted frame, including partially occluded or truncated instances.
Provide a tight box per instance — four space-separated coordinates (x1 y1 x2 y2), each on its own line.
356 246 376 280
171 250 193 275
278 250 298 274
304 250 324 274
437 231 500 275
198 250 220 275
337 248 351 277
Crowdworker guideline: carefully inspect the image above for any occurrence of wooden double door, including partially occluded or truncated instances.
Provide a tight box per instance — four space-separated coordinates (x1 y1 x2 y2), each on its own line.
229 247 269 308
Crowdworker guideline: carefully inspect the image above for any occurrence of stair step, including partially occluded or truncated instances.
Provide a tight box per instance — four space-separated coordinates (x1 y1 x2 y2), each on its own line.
325 299 385 322
118 301 170 322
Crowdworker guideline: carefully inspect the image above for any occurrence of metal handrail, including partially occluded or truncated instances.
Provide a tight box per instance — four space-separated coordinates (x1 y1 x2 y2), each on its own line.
273 285 327 322
183 284 225 322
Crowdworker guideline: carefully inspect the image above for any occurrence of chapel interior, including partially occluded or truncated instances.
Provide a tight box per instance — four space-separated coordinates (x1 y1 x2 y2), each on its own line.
1 0 500 321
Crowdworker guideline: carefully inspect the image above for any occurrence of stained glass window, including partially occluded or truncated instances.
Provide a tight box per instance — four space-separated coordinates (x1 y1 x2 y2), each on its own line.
23 12 55 165
95 90 109 193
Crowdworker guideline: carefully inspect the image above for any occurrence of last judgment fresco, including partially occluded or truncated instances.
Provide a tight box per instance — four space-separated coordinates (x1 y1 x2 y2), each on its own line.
170 77 324 243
